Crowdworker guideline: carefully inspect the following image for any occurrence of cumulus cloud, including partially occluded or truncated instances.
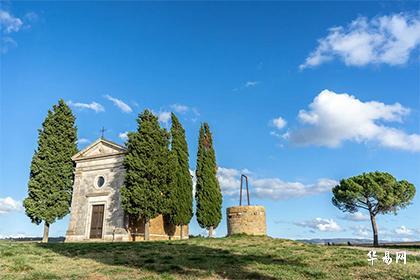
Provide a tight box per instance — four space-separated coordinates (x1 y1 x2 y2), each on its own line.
233 81 261 91
118 131 129 141
216 167 337 199
341 212 369 222
287 89 420 152
349 225 419 241
158 111 171 125
300 13 420 69
271 116 287 130
394 225 414 236
0 9 23 53
295 218 342 232
245 81 260 87
68 101 104 113
170 104 189 114
168 104 199 122
252 178 337 200
216 167 252 196
1 36 17 54
0 10 23 33
0 233 29 239
77 138 90 144
350 225 371 237
190 169 196 195
0 197 22 214
0 9 38 53
104 95 132 113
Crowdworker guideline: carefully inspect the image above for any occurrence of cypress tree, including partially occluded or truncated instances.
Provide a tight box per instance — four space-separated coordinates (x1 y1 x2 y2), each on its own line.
167 113 193 239
23 99 78 243
120 109 170 240
195 123 222 237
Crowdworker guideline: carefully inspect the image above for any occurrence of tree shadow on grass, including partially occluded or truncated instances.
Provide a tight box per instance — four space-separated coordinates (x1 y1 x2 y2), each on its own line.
38 240 307 279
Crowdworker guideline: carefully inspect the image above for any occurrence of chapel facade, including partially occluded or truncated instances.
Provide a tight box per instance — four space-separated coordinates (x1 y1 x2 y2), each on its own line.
65 138 188 242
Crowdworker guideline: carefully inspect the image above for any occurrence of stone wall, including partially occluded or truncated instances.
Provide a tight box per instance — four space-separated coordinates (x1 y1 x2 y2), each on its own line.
128 215 189 241
226 205 266 236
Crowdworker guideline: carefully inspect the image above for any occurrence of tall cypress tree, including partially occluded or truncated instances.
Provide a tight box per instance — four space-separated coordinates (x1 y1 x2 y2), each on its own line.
120 109 170 240
195 123 222 237
23 99 78 243
167 113 193 239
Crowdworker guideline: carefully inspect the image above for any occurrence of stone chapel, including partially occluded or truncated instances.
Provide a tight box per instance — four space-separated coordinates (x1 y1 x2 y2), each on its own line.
65 138 188 242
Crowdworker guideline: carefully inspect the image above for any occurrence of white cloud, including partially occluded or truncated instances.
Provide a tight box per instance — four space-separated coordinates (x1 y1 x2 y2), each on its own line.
252 178 337 200
233 81 261 91
0 233 30 239
216 167 337 200
245 81 260 87
104 95 132 113
201 228 218 237
24 12 38 23
168 104 199 122
190 169 196 195
170 104 189 114
350 225 371 237
0 10 23 34
158 111 171 125
300 13 420 69
1 36 17 53
192 108 200 116
288 89 420 152
0 197 22 214
77 138 90 144
118 131 129 141
349 225 419 241
341 212 369 222
394 225 414 236
296 218 342 232
0 10 25 53
216 167 247 196
67 101 105 113
271 116 287 130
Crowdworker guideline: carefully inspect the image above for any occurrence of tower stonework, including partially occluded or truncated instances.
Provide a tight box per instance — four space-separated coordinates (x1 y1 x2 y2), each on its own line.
65 138 188 242
226 205 266 236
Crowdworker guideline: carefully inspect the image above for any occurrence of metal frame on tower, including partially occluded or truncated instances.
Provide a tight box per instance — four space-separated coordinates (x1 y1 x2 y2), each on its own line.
239 174 250 206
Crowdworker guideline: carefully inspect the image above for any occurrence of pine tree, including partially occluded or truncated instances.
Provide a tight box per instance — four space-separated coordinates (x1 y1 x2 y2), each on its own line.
195 123 222 237
167 113 193 239
23 99 78 243
120 110 170 240
332 172 415 247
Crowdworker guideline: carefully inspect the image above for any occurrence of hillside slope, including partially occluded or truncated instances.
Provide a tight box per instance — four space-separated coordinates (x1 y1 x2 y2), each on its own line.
0 236 419 279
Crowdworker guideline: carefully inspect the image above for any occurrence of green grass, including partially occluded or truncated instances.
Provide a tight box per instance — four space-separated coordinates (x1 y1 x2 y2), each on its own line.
0 236 419 279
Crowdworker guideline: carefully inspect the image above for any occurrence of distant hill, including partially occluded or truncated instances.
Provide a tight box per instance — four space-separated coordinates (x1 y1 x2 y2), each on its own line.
297 238 374 245
297 238 420 246
0 236 65 243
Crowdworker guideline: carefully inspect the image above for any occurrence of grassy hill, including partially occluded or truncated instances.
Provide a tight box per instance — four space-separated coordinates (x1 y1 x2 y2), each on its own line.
0 235 419 280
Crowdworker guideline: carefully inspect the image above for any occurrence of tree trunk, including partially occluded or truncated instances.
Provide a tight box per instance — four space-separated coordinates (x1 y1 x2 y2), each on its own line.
144 218 150 241
42 222 49 243
208 226 213 238
180 224 184 240
370 213 379 247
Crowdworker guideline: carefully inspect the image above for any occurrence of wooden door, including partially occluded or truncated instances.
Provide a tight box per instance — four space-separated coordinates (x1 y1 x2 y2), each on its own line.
90 204 104 239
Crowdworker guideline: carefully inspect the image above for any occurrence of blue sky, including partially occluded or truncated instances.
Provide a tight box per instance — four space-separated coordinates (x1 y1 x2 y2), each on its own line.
1 1 419 241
